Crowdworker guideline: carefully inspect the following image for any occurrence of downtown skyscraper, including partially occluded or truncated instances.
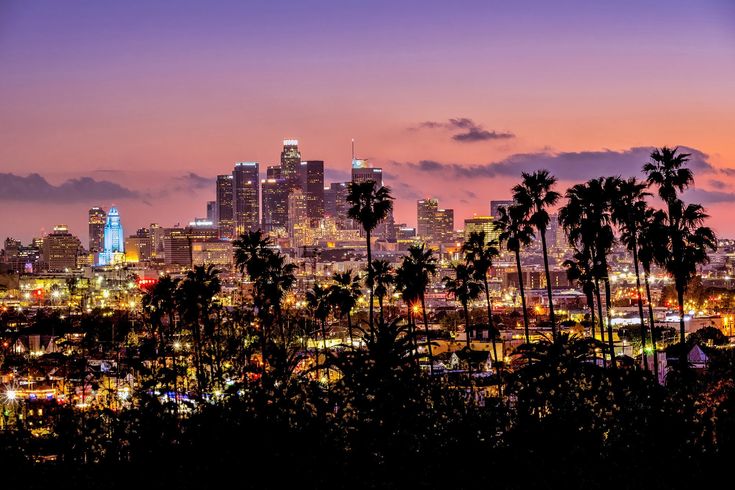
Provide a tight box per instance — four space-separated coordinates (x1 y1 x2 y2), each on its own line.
233 162 260 236
216 174 235 239
88 207 106 252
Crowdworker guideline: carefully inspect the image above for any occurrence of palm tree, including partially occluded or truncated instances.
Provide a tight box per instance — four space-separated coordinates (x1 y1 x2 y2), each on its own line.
512 170 561 337
610 176 652 370
563 248 597 341
396 244 438 373
233 230 273 287
654 200 717 369
176 264 221 395
306 282 332 381
638 208 668 381
368 259 395 328
346 181 394 337
443 263 483 376
461 231 501 373
643 147 717 369
328 270 362 350
494 204 535 344
142 275 180 396
559 178 616 368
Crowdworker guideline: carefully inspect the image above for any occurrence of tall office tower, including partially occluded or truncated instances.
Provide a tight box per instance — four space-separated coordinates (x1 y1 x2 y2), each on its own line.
216 174 235 239
232 162 260 235
163 227 191 267
280 139 301 182
436 208 454 242
490 200 515 219
149 223 164 258
99 206 125 265
206 201 217 223
324 182 349 228
262 178 287 232
464 216 498 244
302 160 324 225
42 225 82 271
287 188 308 237
417 198 439 239
545 214 560 249
88 207 106 252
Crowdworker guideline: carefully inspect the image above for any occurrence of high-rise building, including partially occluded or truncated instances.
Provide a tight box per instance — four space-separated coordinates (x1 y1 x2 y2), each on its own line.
99 207 125 265
206 201 217 223
216 174 235 239
436 208 454 242
464 216 498 244
233 162 260 235
262 177 289 232
163 228 191 267
490 200 515 219
287 188 308 238
417 198 439 239
303 160 324 225
88 207 106 253
125 228 153 263
545 214 560 249
280 139 301 182
42 225 81 271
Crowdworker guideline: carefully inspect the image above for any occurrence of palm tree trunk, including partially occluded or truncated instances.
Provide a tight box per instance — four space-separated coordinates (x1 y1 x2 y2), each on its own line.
594 278 607 368
321 318 329 381
515 250 531 345
464 304 473 379
483 277 501 393
539 228 556 338
644 270 659 383
421 294 434 377
587 291 596 340
677 283 687 370
366 230 375 340
632 244 649 371
346 312 355 352
603 277 617 369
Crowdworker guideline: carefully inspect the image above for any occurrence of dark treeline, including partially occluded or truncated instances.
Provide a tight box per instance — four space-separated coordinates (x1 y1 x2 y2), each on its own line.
1 147 732 489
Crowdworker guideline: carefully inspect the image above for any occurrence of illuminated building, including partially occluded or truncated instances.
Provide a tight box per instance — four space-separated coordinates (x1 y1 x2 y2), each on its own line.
125 228 153 263
163 228 191 267
302 160 324 225
191 240 233 266
280 139 301 182
464 216 499 244
216 174 235 239
417 198 439 240
88 207 106 252
98 207 125 266
288 188 308 240
42 225 82 271
262 176 289 232
436 208 454 242
233 162 260 235
206 200 217 223
324 182 349 228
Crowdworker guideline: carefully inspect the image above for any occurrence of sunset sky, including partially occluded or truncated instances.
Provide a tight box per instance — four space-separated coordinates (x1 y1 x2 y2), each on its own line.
1 0 734 242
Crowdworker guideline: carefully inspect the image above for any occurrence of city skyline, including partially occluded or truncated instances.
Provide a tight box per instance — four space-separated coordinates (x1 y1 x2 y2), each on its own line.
1 0 734 240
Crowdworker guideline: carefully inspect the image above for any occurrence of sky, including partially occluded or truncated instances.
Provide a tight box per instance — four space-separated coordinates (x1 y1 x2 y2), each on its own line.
1 0 734 243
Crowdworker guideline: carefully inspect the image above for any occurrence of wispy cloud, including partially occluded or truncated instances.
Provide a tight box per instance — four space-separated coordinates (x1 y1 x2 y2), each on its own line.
411 117 514 143
393 146 714 181
0 173 139 202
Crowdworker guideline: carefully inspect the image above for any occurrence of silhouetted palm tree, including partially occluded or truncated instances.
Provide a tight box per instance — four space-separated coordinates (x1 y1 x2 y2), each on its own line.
512 170 560 337
559 178 616 368
563 247 597 341
610 176 652 370
643 147 717 369
306 282 332 381
462 231 501 374
176 264 221 395
346 181 394 337
328 270 362 350
368 259 395 328
654 200 717 369
495 204 535 344
396 244 438 373
443 263 483 376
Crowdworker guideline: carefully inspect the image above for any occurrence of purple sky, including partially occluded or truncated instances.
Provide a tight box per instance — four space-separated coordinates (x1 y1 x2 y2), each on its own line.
1 0 734 242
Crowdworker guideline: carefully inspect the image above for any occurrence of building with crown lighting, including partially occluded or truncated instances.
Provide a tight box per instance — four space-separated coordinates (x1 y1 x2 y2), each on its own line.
98 207 125 266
